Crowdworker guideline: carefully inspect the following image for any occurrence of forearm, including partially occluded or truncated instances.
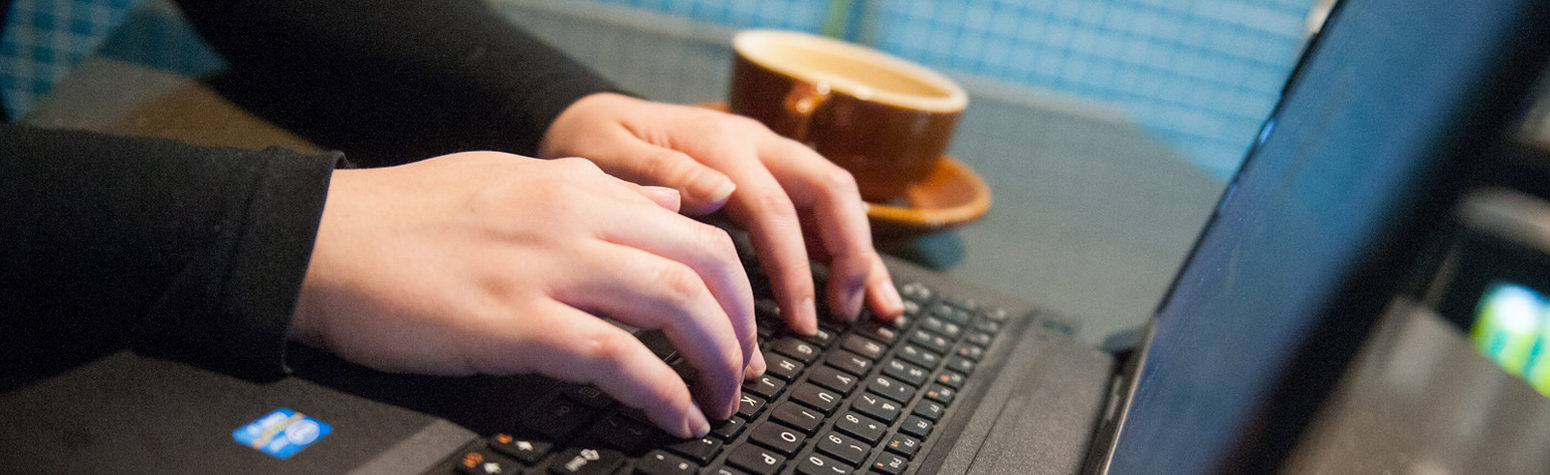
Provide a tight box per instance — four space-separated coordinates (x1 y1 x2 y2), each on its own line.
0 125 340 384
174 0 623 164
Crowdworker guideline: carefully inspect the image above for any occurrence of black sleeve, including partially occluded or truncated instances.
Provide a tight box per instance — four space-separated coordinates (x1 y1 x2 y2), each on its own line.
0 125 340 386
173 0 624 166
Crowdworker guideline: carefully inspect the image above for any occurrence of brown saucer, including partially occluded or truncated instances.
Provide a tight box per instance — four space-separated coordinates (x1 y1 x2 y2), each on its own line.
866 155 991 238
692 101 990 237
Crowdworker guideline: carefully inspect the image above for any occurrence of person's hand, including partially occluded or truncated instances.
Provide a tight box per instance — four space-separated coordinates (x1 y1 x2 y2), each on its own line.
539 93 905 335
290 152 765 439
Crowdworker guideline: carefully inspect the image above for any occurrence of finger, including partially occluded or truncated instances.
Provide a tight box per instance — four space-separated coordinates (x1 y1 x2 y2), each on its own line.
584 201 762 379
759 137 902 320
538 160 762 378
697 143 818 335
590 130 737 214
549 156 681 213
864 253 905 321
500 304 711 438
550 241 748 420
635 185 682 213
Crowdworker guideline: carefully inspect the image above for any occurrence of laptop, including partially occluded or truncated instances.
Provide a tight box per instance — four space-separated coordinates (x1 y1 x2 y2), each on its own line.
4 0 1549 473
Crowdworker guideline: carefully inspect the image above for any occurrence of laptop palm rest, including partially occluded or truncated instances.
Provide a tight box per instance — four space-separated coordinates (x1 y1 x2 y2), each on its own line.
928 316 1114 474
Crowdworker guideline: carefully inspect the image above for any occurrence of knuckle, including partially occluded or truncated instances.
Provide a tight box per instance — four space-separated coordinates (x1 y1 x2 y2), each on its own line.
552 156 604 176
580 328 637 370
652 263 706 306
820 167 860 195
694 224 739 260
752 190 799 219
727 114 768 132
639 150 687 178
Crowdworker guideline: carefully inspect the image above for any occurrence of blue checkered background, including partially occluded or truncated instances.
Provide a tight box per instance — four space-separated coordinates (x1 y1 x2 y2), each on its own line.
1 0 1314 179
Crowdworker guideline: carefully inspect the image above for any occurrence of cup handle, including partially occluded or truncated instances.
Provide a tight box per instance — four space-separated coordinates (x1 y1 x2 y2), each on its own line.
783 82 832 144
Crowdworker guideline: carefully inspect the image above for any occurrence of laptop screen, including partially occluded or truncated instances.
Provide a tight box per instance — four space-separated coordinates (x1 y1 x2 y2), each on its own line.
1104 0 1550 472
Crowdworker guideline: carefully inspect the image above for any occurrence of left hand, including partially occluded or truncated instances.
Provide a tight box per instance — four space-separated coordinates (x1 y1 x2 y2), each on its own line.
539 93 904 334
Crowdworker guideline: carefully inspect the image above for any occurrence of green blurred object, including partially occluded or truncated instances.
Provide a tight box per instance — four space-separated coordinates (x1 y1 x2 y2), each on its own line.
821 0 851 38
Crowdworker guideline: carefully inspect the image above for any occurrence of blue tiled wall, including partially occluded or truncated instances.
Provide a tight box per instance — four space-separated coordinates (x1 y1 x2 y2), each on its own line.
2 0 1313 178
872 0 1311 178
0 0 143 117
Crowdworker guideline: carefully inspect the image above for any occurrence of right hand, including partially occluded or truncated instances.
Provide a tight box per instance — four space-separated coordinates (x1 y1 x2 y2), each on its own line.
290 152 764 438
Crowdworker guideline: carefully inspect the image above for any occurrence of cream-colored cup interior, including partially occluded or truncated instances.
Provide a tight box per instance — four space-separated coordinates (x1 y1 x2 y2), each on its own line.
734 30 967 113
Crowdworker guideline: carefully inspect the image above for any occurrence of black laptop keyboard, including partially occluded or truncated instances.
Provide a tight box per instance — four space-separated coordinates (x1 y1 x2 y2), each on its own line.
444 276 1008 475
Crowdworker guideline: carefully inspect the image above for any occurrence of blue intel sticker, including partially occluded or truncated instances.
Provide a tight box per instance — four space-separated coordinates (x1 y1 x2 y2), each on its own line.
232 408 333 459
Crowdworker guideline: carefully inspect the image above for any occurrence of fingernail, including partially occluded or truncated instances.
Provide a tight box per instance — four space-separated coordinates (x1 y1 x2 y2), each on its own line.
846 284 866 320
746 349 767 379
801 297 818 335
702 177 736 205
687 401 711 438
883 283 904 313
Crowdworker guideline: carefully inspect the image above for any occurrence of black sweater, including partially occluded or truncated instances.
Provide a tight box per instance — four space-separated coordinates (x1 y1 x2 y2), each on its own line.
1 0 619 387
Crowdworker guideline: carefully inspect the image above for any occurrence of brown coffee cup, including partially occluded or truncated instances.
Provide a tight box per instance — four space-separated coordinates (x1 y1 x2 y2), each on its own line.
729 30 968 202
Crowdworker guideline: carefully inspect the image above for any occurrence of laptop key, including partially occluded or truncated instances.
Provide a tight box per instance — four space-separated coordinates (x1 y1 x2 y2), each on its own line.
772 338 821 364
896 344 941 369
763 352 805 381
954 344 984 361
524 398 595 440
455 449 521 475
885 433 921 458
795 452 853 475
710 416 747 440
706 466 749 475
547 447 624 475
854 322 899 344
924 384 956 405
743 374 786 399
807 365 858 394
898 282 934 303
825 350 873 376
919 316 963 339
488 433 551 465
834 411 887 444
725 444 786 475
929 303 973 326
881 358 929 386
664 436 722 465
912 399 945 421
790 383 842 414
582 413 658 453
562 384 617 410
748 421 806 455
965 331 993 348
852 393 902 423
935 371 966 389
737 393 767 418
868 375 916 403
840 335 887 360
815 431 870 467
870 452 909 475
899 415 933 439
908 329 953 355
945 355 975 375
798 326 838 347
635 450 698 475
770 402 825 434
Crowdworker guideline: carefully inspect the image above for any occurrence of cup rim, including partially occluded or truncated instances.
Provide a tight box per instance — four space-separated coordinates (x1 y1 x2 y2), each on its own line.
733 29 968 113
